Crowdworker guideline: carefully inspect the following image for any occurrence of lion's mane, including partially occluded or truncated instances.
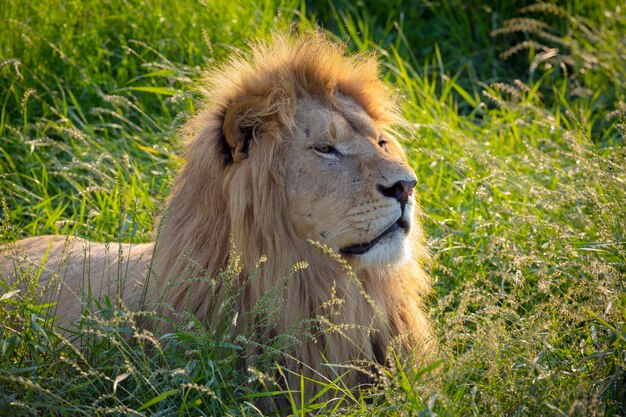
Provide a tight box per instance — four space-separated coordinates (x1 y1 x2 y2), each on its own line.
144 32 432 387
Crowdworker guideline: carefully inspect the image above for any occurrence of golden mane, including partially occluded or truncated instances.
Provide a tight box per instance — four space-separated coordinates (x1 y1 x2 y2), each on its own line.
132 32 432 392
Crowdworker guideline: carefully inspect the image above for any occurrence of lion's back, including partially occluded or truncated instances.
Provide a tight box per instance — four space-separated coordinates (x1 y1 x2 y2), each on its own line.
0 235 154 325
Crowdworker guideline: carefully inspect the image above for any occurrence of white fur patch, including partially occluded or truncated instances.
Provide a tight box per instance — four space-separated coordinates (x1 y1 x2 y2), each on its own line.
358 229 411 267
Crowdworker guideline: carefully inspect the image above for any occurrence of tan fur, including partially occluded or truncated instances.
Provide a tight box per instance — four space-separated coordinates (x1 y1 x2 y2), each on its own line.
0 235 153 324
1 32 432 393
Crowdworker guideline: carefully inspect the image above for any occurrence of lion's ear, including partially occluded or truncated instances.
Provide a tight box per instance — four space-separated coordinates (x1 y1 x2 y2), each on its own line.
223 95 266 163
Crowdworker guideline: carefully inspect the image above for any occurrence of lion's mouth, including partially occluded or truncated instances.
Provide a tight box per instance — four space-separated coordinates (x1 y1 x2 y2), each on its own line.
340 217 409 256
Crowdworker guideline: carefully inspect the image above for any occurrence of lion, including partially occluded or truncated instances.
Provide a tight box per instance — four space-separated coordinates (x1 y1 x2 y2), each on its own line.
1 32 432 395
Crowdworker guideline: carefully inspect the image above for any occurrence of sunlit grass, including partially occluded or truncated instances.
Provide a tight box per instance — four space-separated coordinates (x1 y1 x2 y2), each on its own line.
1 0 624 415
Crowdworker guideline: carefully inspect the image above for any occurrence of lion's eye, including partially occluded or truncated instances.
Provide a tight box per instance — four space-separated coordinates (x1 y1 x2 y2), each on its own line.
378 139 389 151
314 144 336 154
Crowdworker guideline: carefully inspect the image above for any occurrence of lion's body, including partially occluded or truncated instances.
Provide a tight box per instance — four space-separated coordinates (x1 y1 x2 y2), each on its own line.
0 235 153 325
1 32 432 393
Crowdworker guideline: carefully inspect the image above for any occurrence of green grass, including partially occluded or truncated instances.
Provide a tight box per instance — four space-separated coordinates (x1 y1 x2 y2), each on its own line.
1 0 624 415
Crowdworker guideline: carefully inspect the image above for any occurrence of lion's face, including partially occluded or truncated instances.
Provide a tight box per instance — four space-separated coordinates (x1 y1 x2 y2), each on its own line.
285 94 417 268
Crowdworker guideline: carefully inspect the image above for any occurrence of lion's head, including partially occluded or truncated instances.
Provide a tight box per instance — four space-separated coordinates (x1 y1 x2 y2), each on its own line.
284 93 417 268
149 32 431 390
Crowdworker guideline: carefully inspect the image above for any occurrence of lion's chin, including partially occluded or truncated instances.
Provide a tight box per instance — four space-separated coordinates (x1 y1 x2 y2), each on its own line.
345 229 411 269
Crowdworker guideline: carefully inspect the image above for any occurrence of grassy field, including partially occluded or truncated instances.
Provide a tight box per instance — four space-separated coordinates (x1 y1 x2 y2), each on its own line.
1 0 625 415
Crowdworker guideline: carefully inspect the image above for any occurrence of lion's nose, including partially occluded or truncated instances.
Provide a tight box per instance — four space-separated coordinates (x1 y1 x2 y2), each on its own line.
377 180 417 204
